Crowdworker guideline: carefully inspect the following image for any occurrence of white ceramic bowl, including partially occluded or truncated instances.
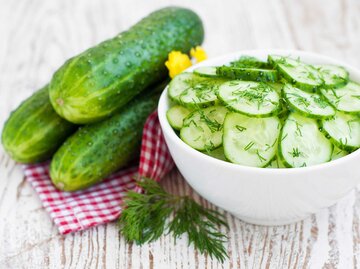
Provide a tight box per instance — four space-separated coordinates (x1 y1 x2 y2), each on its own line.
158 49 360 225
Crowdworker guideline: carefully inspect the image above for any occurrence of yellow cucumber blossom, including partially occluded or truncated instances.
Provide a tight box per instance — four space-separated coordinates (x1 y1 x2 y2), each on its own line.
165 51 192 78
165 47 208 78
190 46 207 63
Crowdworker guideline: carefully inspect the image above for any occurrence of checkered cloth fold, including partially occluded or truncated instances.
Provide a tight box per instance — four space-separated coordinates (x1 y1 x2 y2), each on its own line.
23 111 174 234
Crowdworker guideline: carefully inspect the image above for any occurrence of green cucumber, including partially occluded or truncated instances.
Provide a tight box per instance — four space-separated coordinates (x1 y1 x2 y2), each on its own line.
217 80 281 117
49 7 204 124
283 84 335 119
216 66 278 82
230 56 270 69
204 146 227 161
180 106 228 151
268 55 323 92
223 113 280 167
279 113 333 168
266 156 286 168
331 145 348 160
321 112 360 151
1 86 77 163
168 72 225 108
49 82 166 191
193 67 219 77
316 64 349 88
166 105 191 130
320 81 360 114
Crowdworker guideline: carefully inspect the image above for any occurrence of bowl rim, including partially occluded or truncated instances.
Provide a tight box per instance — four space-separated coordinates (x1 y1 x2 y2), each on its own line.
158 49 360 175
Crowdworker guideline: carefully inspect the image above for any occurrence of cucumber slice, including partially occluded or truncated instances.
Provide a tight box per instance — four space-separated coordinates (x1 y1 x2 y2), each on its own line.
321 112 360 151
266 156 286 168
223 113 280 167
218 80 281 117
283 84 335 118
279 113 333 168
193 66 219 77
216 66 278 82
230 56 270 69
320 82 360 114
316 64 349 88
268 55 323 92
168 72 224 108
331 145 348 160
204 146 227 161
268 82 284 94
180 106 228 151
166 105 191 130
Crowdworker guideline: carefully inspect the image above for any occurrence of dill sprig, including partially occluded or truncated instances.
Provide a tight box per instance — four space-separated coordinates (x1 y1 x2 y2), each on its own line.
118 178 229 263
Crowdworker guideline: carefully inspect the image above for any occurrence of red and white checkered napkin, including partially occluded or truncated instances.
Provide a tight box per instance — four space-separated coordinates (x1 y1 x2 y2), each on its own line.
23 111 174 234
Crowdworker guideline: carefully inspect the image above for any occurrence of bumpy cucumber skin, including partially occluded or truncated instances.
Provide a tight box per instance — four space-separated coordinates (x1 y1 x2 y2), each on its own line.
216 66 278 82
49 83 165 192
230 56 271 69
1 86 77 163
49 7 204 124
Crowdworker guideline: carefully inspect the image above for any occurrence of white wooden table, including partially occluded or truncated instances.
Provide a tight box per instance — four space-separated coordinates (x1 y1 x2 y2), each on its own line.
1 0 360 268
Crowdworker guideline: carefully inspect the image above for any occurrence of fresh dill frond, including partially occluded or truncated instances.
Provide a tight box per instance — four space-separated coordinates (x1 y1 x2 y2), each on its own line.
118 178 229 263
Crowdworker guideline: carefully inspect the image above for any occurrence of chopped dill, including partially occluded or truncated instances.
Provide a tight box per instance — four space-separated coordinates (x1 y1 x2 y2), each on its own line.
256 150 266 162
244 141 255 151
289 147 302 158
235 125 247 132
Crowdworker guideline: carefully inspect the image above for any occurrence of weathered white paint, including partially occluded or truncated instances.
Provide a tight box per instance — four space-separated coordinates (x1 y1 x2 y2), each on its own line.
1 0 360 268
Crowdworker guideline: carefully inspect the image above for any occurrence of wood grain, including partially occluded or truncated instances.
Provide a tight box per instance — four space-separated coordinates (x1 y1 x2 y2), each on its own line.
1 0 360 268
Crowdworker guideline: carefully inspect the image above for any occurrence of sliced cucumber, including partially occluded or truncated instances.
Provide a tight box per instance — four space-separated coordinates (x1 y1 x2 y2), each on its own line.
279 113 333 168
268 55 323 92
204 146 227 161
230 55 270 69
321 112 360 151
216 66 278 82
283 84 335 118
316 64 349 88
168 72 224 108
166 105 191 130
223 113 280 167
218 80 280 117
320 81 360 114
331 145 349 160
193 66 219 77
266 156 286 168
180 106 228 151
268 82 284 94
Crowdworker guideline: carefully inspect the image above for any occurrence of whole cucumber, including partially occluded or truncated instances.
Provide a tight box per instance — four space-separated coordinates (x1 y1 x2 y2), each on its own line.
49 7 204 124
49 82 166 191
1 86 77 163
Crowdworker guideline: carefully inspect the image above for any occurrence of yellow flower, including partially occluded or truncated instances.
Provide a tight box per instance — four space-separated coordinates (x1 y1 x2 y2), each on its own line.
190 46 207 63
165 51 192 78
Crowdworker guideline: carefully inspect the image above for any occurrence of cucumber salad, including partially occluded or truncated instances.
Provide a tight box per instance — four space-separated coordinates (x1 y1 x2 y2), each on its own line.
166 55 360 168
